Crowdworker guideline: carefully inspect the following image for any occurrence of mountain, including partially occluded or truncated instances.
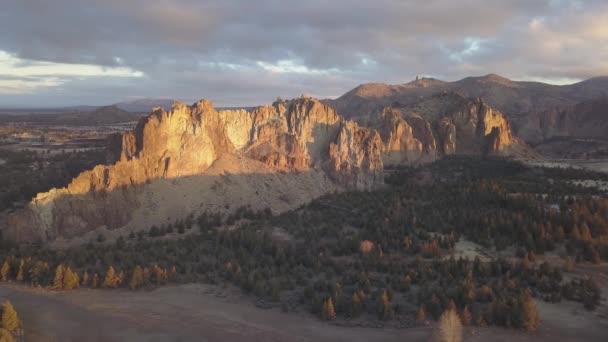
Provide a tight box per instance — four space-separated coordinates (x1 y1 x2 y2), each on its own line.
113 98 176 112
49 105 140 125
0 105 140 125
2 94 523 243
326 74 608 143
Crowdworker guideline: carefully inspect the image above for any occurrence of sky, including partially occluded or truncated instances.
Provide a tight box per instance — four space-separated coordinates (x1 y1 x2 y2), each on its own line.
1 0 608 108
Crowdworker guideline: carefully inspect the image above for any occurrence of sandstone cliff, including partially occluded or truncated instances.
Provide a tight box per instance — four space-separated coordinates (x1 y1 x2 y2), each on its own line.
3 97 383 243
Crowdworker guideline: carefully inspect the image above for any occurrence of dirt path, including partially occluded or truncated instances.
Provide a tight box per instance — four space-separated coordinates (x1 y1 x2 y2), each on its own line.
1 283 606 342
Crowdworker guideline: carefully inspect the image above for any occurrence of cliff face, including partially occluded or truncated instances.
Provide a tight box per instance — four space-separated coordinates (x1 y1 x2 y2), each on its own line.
537 97 608 140
3 97 384 243
359 94 527 164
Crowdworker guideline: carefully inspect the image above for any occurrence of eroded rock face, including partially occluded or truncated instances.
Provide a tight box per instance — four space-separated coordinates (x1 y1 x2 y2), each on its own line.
327 121 384 189
364 94 523 161
2 97 383 243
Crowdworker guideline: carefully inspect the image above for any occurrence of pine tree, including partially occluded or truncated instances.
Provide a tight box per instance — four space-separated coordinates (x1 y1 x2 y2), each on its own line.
416 304 426 323
322 297 336 321
52 264 65 290
129 266 144 290
433 307 463 342
1 301 20 334
0 262 9 281
521 291 540 332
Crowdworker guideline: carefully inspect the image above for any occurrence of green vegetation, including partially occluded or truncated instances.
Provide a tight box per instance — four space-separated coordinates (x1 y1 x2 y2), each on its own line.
0 156 605 331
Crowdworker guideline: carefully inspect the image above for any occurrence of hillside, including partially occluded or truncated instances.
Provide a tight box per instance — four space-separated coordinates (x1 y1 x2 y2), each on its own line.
326 74 608 143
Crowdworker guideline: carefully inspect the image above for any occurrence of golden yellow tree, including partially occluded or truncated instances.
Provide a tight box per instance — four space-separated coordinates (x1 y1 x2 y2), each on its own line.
0 261 9 281
521 291 540 332
129 266 144 290
15 260 24 282
322 298 336 321
416 304 426 323
63 267 80 290
103 266 120 288
433 307 463 342
0 327 14 342
52 264 65 290
1 301 20 335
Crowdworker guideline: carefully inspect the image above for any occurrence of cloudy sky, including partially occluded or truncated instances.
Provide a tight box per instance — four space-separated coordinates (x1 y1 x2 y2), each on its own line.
1 0 607 107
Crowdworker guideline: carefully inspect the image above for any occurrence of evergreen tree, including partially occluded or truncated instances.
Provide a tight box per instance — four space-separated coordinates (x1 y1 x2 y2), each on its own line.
52 264 65 290
322 297 336 321
0 301 20 334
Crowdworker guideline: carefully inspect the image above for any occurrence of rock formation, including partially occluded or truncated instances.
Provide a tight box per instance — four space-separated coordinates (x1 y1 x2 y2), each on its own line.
325 74 608 144
2 93 528 244
363 93 530 165
3 97 383 243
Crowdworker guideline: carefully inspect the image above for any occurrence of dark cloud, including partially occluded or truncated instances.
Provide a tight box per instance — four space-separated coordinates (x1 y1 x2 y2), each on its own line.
0 0 607 107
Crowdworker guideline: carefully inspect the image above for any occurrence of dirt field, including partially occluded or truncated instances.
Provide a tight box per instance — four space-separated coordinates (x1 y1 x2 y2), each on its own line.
1 282 606 342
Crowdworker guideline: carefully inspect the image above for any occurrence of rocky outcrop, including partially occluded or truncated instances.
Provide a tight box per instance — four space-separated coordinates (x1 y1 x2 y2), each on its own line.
537 97 608 140
2 97 383 243
327 121 384 189
2 93 530 244
363 94 525 162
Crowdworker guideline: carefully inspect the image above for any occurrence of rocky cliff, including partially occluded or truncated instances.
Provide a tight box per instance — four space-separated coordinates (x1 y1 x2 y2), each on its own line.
3 97 384 243
364 93 531 165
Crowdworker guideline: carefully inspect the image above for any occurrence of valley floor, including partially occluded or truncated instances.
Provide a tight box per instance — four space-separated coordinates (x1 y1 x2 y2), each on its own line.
1 282 607 342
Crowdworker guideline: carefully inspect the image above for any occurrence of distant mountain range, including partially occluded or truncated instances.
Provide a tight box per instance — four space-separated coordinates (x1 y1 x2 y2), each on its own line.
0 105 141 125
112 98 176 112
325 74 608 143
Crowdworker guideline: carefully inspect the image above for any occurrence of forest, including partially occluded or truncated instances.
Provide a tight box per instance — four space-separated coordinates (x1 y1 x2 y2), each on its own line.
0 148 106 211
0 156 606 332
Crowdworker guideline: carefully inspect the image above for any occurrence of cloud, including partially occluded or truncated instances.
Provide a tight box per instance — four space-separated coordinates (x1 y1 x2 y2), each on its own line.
0 0 607 106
